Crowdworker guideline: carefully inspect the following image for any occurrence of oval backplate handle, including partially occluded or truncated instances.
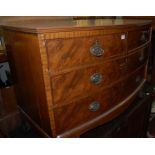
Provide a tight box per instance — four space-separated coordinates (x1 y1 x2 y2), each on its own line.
90 73 103 84
88 101 100 112
90 41 104 57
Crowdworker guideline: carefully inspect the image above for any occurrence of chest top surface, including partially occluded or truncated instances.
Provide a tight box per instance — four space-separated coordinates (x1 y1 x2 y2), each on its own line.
1 19 153 33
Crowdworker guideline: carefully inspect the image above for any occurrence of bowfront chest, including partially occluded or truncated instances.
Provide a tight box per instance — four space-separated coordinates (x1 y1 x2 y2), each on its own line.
2 19 152 137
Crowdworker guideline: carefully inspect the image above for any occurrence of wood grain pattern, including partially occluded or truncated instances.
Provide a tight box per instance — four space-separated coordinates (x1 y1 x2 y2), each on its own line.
1 19 152 34
57 79 146 137
121 66 145 99
128 27 151 51
46 34 126 74
53 66 145 135
4 30 53 136
37 34 57 137
53 84 116 134
127 46 149 71
0 87 17 114
123 16 155 30
2 19 151 137
52 58 127 105
43 25 152 40
80 93 153 138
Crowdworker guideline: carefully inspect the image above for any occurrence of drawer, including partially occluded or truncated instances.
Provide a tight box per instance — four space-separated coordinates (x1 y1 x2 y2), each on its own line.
120 66 145 100
53 67 145 135
46 33 125 74
127 46 149 71
52 58 127 105
53 83 121 134
111 66 145 105
128 28 150 51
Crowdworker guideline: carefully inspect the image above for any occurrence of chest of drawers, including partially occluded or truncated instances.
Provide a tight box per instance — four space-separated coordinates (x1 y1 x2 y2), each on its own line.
1 19 152 137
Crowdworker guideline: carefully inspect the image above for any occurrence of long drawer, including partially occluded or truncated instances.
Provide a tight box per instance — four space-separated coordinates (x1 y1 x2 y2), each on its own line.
53 66 145 135
53 82 120 134
46 33 126 74
51 57 127 105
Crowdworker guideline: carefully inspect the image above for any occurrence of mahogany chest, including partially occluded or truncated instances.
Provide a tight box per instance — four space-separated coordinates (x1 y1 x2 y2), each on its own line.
1 19 152 137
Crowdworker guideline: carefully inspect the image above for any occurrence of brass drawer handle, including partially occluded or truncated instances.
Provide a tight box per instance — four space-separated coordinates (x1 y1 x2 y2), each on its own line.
90 73 103 84
89 101 100 112
90 41 104 57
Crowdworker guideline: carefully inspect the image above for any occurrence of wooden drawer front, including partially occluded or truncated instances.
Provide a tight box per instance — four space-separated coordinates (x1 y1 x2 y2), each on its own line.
121 66 145 100
53 66 145 135
128 28 150 51
127 46 149 71
53 83 122 134
52 58 127 105
46 34 125 74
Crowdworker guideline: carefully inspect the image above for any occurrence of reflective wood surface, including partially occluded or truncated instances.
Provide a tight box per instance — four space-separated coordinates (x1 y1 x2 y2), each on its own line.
2 18 152 137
